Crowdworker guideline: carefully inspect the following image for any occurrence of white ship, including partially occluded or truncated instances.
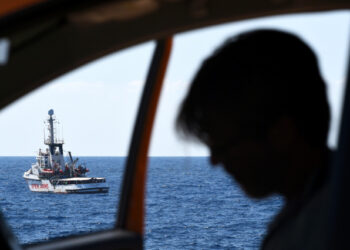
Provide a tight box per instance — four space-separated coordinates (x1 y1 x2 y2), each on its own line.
23 109 109 194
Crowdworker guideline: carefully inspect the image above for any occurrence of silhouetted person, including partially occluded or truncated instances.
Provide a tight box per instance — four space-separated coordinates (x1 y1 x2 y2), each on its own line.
176 29 331 249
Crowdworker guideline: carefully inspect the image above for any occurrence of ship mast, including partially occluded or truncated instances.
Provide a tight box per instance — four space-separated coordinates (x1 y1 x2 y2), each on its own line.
45 109 64 156
48 109 55 145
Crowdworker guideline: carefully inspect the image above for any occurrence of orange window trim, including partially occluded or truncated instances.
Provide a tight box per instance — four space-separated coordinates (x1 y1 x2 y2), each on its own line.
125 38 173 234
0 0 45 18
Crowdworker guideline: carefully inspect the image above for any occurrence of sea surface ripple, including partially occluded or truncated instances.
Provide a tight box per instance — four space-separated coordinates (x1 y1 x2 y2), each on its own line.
0 157 282 249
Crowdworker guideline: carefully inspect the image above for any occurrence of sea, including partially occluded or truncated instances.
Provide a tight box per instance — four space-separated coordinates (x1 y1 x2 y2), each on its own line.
0 157 283 249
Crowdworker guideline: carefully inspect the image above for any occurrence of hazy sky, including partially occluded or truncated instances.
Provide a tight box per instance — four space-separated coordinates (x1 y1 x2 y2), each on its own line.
0 10 349 156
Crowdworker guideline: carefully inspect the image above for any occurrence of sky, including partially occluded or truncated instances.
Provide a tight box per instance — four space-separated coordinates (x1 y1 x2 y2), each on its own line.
0 10 349 156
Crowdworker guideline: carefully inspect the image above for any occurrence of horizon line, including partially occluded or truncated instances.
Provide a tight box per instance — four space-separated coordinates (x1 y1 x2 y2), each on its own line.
0 155 209 157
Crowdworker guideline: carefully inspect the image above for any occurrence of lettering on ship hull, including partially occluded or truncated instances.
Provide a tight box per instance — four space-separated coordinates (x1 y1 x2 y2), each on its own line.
31 184 49 189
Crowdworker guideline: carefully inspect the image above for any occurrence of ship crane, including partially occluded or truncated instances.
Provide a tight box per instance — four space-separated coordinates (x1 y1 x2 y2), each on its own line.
68 151 79 177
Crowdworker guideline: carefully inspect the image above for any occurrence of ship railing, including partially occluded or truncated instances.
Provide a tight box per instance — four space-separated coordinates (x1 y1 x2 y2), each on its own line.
44 139 64 144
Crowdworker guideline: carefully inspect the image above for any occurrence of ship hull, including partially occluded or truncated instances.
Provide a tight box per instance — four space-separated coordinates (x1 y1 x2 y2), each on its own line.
23 173 109 194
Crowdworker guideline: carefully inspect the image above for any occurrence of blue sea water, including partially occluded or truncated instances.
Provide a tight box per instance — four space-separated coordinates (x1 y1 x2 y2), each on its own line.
0 157 282 249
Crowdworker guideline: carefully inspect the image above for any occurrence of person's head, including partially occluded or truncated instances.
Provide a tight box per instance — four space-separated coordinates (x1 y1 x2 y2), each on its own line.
176 29 330 199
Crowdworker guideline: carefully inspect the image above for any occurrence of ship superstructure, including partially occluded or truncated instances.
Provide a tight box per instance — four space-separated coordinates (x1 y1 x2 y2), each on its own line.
23 109 109 194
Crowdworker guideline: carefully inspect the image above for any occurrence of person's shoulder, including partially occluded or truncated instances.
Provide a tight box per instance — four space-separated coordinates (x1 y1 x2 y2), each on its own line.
262 183 331 250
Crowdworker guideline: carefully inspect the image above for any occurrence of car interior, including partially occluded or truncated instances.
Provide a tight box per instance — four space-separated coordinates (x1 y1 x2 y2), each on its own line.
0 0 350 249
